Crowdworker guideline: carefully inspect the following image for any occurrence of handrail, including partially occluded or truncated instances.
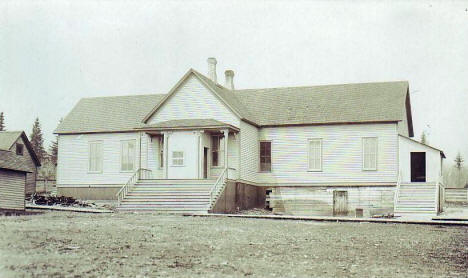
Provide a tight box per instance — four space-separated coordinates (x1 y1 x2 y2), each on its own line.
116 168 152 205
394 171 402 208
208 167 228 210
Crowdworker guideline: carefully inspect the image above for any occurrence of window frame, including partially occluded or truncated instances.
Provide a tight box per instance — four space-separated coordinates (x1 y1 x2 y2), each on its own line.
259 140 272 173
88 141 103 174
171 151 185 167
159 136 164 169
362 137 378 171
120 139 136 172
211 134 225 168
307 138 323 172
16 143 24 156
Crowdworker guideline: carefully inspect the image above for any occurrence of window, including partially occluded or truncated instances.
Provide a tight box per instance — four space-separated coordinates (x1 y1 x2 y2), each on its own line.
211 135 225 167
16 143 24 156
172 151 184 166
159 137 164 168
259 141 271 172
89 141 103 173
308 139 322 171
362 137 377 170
121 140 136 171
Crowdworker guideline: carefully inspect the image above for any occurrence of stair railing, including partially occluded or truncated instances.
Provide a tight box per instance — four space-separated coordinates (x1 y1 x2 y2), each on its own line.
394 171 402 209
208 167 228 210
435 174 444 214
116 168 152 205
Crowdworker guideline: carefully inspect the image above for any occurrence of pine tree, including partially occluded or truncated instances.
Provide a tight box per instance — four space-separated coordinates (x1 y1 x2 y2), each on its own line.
454 152 464 187
420 131 427 145
49 118 62 166
30 117 46 163
0 112 5 131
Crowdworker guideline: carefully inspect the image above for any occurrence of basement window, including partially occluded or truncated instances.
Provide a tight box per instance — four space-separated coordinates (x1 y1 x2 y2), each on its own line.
16 143 24 156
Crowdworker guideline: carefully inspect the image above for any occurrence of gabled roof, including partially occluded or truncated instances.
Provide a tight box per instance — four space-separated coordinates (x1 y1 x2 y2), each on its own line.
55 94 166 134
234 81 410 127
56 69 413 136
0 150 33 173
0 131 40 166
137 119 239 131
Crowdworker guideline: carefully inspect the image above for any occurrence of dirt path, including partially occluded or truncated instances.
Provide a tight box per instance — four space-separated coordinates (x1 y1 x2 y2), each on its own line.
0 212 467 277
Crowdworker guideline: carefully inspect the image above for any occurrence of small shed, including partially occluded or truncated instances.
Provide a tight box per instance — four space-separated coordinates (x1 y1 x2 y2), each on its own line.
0 131 40 196
0 150 32 210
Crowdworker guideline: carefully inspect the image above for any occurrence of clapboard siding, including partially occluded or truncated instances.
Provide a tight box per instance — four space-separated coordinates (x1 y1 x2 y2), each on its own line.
269 186 395 216
8 136 37 195
239 121 259 183
0 169 25 210
257 123 398 184
398 136 442 183
57 132 141 186
148 74 240 127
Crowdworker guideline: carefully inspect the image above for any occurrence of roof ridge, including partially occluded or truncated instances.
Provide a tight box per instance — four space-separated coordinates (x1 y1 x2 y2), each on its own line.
234 80 409 93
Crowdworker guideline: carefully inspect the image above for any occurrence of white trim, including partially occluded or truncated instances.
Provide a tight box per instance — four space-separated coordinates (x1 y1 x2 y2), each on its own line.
88 140 103 173
307 138 323 172
258 140 272 173
120 139 136 172
362 137 378 171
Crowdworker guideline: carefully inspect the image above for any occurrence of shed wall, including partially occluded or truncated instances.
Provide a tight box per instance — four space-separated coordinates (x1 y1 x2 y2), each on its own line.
0 169 25 210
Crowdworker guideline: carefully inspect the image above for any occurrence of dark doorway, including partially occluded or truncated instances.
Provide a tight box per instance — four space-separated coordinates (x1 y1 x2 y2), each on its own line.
203 147 208 179
411 152 426 182
333 191 348 216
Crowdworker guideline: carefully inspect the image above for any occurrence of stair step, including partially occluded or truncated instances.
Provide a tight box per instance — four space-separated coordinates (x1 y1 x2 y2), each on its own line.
137 179 215 184
118 204 209 209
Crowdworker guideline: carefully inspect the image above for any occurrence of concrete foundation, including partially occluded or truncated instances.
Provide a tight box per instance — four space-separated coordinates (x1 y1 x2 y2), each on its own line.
57 187 120 200
211 181 266 213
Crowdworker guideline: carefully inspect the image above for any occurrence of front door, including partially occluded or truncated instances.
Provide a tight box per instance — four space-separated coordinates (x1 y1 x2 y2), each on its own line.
333 191 348 216
203 147 208 179
411 152 426 182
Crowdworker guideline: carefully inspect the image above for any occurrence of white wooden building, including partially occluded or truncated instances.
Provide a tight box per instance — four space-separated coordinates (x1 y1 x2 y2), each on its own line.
55 58 445 216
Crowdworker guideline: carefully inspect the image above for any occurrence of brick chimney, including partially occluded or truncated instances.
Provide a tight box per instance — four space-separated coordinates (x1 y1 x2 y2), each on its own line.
225 70 234 90
207 57 217 83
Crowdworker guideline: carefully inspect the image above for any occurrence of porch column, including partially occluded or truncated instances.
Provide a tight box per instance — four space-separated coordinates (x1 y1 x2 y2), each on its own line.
163 132 169 179
223 129 229 177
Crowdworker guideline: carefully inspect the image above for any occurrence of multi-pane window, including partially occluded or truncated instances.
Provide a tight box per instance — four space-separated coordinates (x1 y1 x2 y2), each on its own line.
89 141 103 172
159 137 164 168
121 140 136 171
308 139 322 171
16 143 24 156
211 135 225 167
363 137 378 170
259 141 271 172
172 151 184 166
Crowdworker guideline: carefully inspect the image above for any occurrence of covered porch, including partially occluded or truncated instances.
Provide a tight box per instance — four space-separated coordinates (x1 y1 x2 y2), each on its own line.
136 119 240 181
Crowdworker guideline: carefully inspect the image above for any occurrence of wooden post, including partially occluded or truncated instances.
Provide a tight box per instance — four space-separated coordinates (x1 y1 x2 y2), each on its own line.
163 132 169 179
223 129 229 178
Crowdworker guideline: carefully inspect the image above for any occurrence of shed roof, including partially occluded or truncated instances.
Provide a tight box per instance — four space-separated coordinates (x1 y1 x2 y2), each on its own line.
0 150 32 173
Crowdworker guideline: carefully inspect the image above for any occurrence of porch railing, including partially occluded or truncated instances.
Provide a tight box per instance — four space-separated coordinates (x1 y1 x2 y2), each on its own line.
116 168 152 205
394 171 402 208
208 167 228 210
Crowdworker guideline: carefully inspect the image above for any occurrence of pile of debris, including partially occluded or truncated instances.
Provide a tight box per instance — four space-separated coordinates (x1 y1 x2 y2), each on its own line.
30 194 91 208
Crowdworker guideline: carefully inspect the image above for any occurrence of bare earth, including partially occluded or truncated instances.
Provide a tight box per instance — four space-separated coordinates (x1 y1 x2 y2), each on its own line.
0 212 467 278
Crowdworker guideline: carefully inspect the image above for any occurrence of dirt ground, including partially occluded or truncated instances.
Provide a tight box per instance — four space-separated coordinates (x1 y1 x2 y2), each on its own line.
0 212 467 278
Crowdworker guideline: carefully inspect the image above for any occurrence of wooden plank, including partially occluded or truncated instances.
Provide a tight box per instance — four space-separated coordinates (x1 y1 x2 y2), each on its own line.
26 204 113 213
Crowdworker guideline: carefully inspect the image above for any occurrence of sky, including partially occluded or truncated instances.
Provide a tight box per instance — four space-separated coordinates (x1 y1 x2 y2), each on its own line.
0 0 467 164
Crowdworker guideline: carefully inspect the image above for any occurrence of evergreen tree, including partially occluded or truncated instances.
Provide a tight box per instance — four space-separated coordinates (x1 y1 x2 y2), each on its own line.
454 152 465 187
30 117 46 163
49 118 62 166
420 131 427 145
0 112 5 131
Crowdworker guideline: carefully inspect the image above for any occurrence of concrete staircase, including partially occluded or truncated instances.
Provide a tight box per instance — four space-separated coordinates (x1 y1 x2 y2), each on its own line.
394 183 437 215
117 179 215 214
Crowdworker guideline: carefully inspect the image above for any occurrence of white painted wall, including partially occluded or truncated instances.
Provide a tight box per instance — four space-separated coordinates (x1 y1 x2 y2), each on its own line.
166 131 199 179
147 74 240 127
255 123 399 184
239 121 259 183
57 132 141 186
398 136 442 183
